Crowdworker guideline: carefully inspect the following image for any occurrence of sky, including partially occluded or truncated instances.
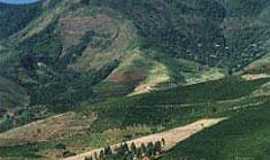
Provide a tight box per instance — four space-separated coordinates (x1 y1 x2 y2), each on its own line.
0 0 40 4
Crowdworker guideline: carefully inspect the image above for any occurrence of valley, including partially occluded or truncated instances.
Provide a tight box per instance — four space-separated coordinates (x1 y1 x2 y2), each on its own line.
1 0 270 160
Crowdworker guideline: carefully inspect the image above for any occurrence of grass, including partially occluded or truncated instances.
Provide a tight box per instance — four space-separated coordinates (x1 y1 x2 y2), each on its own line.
0 77 269 159
95 50 175 96
83 76 270 134
0 144 43 159
0 76 29 109
184 68 225 85
244 52 270 74
79 77 269 134
134 61 171 87
131 77 270 106
161 101 270 160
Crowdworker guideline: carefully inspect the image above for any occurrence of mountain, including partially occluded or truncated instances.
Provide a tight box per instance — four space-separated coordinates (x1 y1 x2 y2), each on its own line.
1 0 270 160
2 0 269 107
0 1 42 40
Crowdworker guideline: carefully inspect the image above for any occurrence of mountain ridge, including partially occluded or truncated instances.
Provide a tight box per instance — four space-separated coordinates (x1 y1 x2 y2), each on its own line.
1 1 270 159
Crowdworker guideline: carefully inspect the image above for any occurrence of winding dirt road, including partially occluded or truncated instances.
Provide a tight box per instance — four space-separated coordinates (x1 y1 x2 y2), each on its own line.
63 118 226 160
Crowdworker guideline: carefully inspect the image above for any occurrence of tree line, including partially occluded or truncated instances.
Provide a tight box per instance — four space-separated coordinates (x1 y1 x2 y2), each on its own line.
85 138 166 160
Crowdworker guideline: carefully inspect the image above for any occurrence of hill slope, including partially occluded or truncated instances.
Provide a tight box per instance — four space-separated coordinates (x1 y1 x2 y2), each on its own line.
0 77 269 159
1 1 270 160
1 0 270 109
0 2 42 41
161 102 270 160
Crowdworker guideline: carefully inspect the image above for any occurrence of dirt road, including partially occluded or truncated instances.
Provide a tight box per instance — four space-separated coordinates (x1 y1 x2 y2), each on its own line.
63 118 226 160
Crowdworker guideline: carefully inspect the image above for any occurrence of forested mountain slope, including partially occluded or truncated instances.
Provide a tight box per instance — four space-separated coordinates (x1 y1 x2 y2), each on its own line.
1 1 270 159
0 2 42 40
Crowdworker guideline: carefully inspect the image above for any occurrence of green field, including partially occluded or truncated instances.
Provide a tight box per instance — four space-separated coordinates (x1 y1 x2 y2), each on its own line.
0 77 269 159
161 102 270 160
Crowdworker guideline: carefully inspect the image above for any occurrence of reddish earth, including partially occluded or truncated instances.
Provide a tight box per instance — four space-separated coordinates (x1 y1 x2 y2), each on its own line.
109 71 146 83
60 15 113 33
245 63 270 74
59 14 114 54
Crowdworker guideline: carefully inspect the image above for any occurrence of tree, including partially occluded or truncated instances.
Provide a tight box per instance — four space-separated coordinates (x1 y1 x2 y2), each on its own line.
55 143 66 150
125 152 134 160
84 156 93 160
118 142 129 155
105 145 113 155
141 143 147 155
20 110 32 125
136 146 143 159
62 150 76 158
93 152 98 160
99 150 105 160
130 142 137 154
154 141 162 155
161 138 166 146
80 0 90 5
0 114 13 132
146 142 154 156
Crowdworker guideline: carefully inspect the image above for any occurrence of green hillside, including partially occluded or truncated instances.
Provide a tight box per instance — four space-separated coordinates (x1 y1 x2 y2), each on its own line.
1 0 270 160
1 0 270 111
161 102 270 160
0 76 269 160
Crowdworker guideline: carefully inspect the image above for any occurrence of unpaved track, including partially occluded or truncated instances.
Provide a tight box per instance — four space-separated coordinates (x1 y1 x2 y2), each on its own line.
63 118 226 160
